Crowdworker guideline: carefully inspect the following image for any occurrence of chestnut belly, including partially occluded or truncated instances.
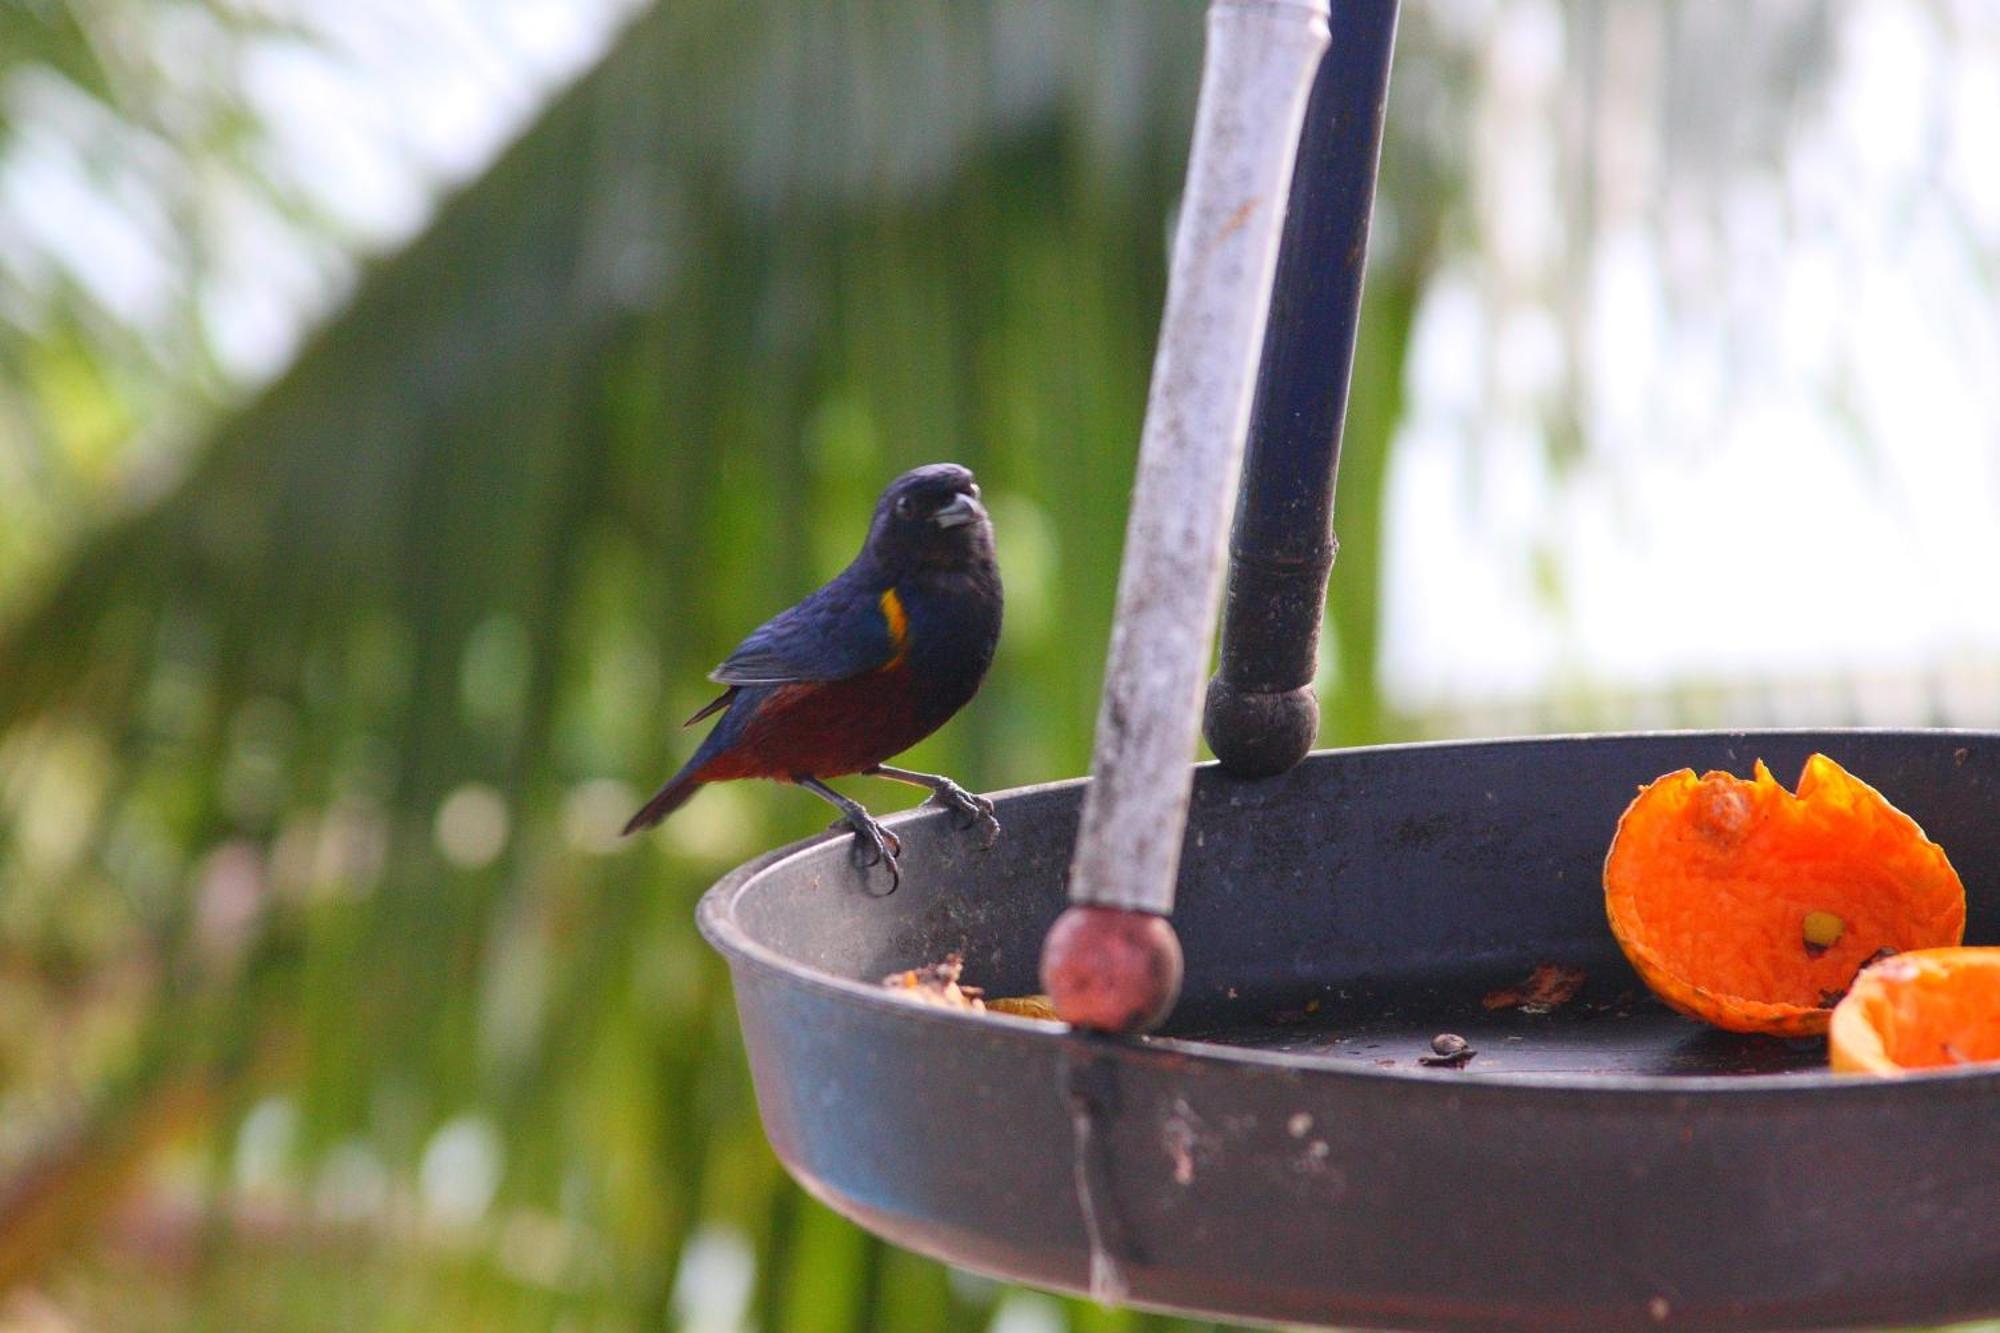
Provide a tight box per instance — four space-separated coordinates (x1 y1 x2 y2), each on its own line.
699 668 950 782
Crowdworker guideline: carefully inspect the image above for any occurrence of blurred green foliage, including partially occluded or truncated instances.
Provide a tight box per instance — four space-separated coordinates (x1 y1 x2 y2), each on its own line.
0 0 323 617
0 2 1467 1329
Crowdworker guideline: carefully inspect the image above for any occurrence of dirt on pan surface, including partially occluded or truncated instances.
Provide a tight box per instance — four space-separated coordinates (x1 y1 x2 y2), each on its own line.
1482 963 1587 1014
880 953 1057 1020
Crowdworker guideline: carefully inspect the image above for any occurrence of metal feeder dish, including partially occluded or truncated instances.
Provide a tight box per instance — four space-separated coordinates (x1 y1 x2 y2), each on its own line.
701 731 2000 1331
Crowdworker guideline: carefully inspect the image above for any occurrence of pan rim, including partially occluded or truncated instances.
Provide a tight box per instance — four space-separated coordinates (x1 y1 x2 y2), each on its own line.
697 727 2000 1100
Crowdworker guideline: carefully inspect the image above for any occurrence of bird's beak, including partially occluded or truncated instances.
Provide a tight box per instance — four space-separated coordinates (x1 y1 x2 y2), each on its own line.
932 492 985 529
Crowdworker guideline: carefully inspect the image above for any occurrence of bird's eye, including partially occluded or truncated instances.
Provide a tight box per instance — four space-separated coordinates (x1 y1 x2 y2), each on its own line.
894 495 915 519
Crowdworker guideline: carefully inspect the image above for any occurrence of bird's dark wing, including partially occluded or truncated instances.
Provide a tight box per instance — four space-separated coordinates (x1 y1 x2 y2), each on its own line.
680 686 738 728
708 579 903 686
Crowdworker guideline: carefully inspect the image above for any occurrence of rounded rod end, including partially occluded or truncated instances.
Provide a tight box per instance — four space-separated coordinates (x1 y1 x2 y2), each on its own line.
1042 905 1185 1034
1204 675 1319 778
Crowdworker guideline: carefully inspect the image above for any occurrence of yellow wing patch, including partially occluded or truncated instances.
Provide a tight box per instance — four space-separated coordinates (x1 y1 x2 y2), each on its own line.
878 589 910 668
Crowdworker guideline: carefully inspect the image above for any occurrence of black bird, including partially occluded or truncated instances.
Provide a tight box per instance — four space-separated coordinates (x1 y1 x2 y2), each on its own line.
624 463 1003 890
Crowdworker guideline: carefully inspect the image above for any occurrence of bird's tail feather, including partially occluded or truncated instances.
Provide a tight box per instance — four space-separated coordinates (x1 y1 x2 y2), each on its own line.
623 770 702 835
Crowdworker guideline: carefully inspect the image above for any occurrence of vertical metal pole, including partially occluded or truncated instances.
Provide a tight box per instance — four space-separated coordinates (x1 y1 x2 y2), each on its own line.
1041 0 1330 1033
1204 0 1401 778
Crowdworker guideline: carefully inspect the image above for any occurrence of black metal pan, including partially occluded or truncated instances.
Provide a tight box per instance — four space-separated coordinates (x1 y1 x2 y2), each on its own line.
699 729 2000 1332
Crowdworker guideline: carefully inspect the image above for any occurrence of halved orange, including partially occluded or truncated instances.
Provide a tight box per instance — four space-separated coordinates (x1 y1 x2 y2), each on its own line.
1830 948 2000 1074
1604 754 1965 1036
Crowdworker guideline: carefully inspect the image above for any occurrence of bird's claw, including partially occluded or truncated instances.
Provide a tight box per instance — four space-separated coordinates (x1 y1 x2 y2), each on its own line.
924 784 1002 851
831 814 901 893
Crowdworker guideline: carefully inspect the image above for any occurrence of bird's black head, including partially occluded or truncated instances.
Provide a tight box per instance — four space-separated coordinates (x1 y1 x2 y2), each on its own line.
864 463 993 572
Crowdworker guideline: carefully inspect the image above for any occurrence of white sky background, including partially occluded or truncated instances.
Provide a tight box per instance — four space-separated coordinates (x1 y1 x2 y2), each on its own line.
6 0 1998 714
226 0 647 378
1382 0 2000 711
0 0 642 386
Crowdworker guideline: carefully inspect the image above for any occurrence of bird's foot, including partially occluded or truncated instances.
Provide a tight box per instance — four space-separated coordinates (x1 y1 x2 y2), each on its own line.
830 813 902 893
924 781 1001 851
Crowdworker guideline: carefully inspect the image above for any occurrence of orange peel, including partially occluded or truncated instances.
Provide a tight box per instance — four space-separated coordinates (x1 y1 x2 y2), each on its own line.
1604 754 1965 1036
1830 947 2000 1074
